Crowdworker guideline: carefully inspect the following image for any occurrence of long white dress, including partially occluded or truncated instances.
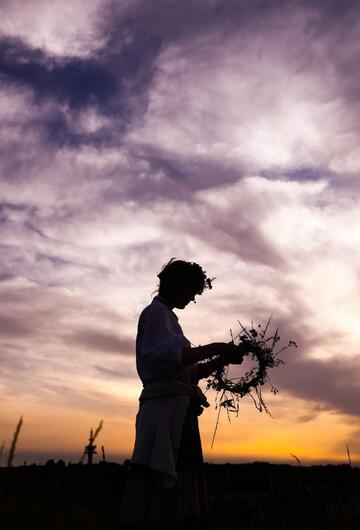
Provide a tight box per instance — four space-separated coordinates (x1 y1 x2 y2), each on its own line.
132 296 199 478
119 296 209 530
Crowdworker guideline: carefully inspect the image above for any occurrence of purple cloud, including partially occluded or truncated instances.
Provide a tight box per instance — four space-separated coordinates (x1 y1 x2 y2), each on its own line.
66 328 133 355
275 354 360 418
1 0 360 461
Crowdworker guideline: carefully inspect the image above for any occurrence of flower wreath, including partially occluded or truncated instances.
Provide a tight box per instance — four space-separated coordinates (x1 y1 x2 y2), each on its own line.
206 319 297 447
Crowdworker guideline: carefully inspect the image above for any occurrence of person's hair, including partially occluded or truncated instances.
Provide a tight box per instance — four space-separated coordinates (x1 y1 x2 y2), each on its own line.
157 258 214 296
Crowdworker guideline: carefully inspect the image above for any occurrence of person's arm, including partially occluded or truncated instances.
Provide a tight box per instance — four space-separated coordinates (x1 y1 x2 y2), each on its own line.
196 356 228 380
182 342 240 365
183 341 255 381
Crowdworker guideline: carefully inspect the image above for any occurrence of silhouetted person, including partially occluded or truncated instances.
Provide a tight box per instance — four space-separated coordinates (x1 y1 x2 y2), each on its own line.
119 259 250 530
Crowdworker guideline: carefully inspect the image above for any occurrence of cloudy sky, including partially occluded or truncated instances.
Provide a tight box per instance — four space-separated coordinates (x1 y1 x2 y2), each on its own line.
1 0 360 465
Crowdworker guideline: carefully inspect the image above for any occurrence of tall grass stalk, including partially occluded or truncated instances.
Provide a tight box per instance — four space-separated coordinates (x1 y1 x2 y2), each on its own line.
93 420 103 439
346 444 352 467
7 416 23 467
290 453 301 465
0 441 5 464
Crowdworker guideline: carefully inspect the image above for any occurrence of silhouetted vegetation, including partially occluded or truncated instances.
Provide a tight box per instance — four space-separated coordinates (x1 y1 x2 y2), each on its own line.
0 461 359 529
6 416 23 468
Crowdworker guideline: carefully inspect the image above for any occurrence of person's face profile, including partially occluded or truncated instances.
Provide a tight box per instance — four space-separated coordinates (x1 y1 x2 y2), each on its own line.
173 285 197 309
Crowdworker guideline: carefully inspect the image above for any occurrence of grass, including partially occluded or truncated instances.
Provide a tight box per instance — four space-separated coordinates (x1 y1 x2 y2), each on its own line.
7 416 23 468
0 461 359 530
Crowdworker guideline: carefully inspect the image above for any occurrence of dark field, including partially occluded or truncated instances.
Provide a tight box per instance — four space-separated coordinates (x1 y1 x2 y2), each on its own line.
1 461 359 530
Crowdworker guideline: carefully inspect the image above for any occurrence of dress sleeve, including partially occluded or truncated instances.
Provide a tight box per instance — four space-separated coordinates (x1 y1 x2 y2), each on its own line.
138 304 191 379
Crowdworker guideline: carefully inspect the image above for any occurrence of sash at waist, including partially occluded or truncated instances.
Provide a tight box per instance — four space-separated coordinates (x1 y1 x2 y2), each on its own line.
140 380 193 401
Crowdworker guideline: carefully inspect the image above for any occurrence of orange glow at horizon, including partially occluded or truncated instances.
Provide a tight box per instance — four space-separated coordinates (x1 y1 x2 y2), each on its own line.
2 389 359 466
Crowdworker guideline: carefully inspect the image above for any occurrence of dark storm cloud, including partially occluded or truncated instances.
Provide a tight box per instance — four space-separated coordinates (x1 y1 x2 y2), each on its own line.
1 1 357 113
1 0 359 193
0 36 117 147
0 28 161 147
0 36 117 110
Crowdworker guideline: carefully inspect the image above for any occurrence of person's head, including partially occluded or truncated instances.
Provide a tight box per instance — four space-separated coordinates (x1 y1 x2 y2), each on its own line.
157 258 214 309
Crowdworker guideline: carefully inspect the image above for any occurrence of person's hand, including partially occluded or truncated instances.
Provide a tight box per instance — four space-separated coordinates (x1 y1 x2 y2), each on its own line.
216 342 244 365
238 340 259 355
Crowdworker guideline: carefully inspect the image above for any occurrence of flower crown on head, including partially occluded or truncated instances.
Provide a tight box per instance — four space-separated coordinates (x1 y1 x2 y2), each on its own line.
158 258 215 295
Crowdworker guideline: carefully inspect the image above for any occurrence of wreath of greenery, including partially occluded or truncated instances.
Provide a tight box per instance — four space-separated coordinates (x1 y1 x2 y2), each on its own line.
206 319 297 447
